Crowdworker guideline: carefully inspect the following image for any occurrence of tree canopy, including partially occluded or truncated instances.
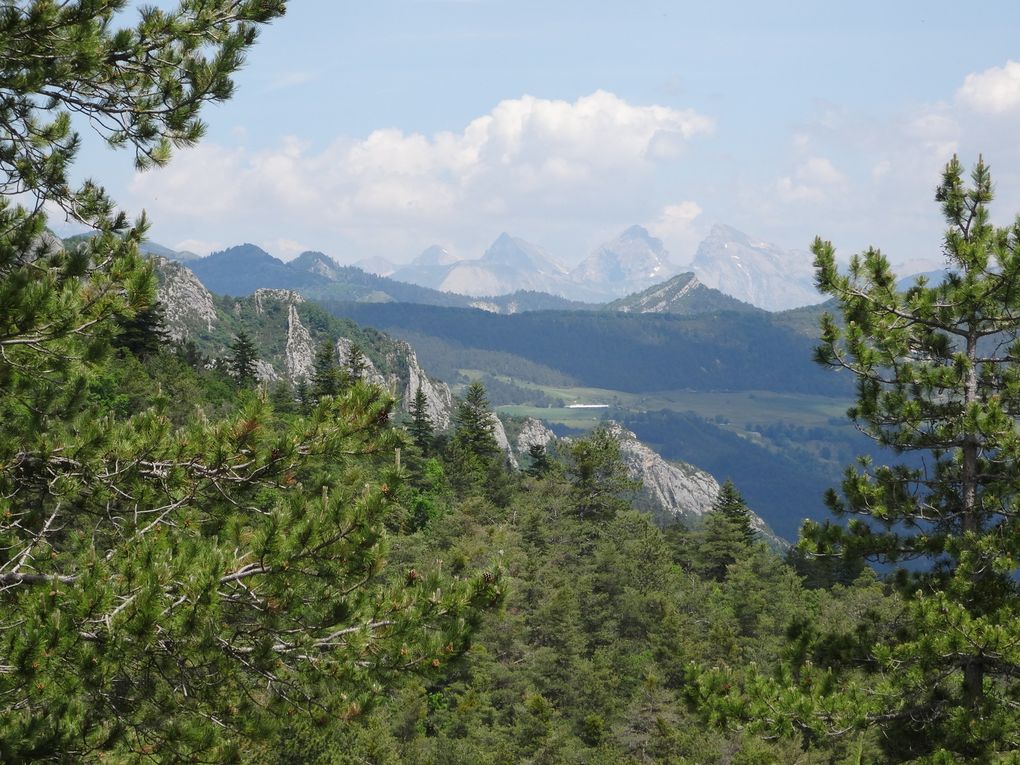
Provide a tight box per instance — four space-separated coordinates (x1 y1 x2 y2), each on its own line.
690 157 1020 763
0 2 506 759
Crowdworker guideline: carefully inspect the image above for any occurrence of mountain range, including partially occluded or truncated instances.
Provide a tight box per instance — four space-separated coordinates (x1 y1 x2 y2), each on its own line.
150 223 827 311
692 224 820 311
150 254 779 536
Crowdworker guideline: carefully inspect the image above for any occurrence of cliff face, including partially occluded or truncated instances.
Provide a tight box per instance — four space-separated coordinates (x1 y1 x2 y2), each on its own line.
154 258 456 430
560 423 777 542
285 303 315 381
399 343 453 430
154 257 217 341
516 418 556 453
604 422 720 523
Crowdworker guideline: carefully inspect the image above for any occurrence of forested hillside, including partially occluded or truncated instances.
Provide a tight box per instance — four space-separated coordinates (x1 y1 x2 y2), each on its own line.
327 302 850 395
6 2 1020 763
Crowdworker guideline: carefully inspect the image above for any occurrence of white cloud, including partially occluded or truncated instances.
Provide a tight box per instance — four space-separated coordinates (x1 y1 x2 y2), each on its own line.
648 201 704 264
776 156 847 203
957 60 1020 114
129 91 714 261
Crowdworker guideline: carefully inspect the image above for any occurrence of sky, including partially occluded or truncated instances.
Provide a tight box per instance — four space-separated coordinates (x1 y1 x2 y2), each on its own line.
60 1 1020 272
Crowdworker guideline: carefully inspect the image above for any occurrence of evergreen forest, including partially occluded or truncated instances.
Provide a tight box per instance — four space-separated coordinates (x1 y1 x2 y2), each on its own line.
3 3 1020 764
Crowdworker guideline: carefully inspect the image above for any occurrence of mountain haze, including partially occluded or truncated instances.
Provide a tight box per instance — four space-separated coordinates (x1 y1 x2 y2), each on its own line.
692 224 821 311
569 225 678 300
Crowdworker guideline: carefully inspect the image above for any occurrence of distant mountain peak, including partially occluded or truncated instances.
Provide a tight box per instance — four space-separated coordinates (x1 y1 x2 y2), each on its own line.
693 225 818 311
607 271 759 315
411 245 460 267
566 224 676 298
290 250 342 280
480 233 566 275
706 223 751 242
619 224 657 242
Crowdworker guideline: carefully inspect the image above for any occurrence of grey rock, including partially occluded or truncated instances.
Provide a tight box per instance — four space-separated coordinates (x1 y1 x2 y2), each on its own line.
516 418 556 453
285 303 315 382
399 343 453 430
492 414 519 469
153 257 217 341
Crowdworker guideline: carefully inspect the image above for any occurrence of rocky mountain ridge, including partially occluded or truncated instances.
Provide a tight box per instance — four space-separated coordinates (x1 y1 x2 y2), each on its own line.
153 258 456 434
606 271 760 315
154 258 760 535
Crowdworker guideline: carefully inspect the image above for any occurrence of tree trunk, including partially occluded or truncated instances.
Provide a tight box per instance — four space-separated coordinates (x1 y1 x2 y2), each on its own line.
962 327 983 706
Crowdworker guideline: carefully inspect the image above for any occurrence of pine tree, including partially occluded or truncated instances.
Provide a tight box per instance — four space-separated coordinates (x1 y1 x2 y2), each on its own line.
452 381 500 461
312 338 340 399
0 3 505 758
567 426 634 521
112 299 169 359
347 341 368 382
526 443 552 478
229 329 259 387
692 157 1020 762
447 381 505 497
408 383 435 454
696 480 754 581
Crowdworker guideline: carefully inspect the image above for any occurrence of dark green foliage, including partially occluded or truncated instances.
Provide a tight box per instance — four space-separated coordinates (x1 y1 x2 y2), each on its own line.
0 2 511 758
566 426 635 521
696 480 755 581
229 329 259 387
691 157 1020 763
112 299 169 358
330 301 851 395
525 443 551 477
346 342 367 381
303 436 874 765
451 381 500 461
408 384 435 454
312 337 341 399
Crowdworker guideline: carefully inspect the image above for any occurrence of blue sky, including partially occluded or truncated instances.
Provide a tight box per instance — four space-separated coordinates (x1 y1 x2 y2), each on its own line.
64 1 1020 271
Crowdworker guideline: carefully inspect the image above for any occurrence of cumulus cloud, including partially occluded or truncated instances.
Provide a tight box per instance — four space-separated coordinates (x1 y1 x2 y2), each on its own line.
129 91 713 261
957 60 1020 114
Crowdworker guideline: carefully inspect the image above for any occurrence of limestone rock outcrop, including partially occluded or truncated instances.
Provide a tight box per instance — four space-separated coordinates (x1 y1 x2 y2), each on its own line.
154 257 217 341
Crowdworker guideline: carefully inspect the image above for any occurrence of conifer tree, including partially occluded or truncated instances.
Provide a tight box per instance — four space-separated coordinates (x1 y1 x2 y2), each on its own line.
408 383 435 454
691 157 1020 762
696 480 754 581
229 329 259 387
347 341 368 382
0 2 506 758
113 299 169 359
452 381 500 461
526 443 552 478
567 426 634 521
312 338 340 399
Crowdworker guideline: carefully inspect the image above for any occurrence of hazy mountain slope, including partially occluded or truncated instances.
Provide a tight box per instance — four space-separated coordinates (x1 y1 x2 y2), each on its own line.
178 245 589 312
570 225 678 300
692 224 820 310
620 409 841 541
771 299 837 337
188 244 325 295
326 302 851 396
606 272 761 315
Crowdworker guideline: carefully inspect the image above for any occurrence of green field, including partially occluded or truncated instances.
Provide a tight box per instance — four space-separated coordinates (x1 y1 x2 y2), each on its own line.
487 375 851 433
